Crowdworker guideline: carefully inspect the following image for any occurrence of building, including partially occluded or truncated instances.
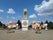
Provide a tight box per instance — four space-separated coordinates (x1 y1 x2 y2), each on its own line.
7 22 19 29
32 22 41 30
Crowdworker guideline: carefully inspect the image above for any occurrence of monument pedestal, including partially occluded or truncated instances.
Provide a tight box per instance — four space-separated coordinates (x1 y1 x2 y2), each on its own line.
22 20 28 31
22 27 28 31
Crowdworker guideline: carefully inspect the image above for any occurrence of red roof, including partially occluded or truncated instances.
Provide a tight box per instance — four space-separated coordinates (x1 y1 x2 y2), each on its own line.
7 22 17 26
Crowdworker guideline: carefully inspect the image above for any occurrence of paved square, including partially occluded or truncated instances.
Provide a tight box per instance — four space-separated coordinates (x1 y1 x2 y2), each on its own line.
0 30 53 40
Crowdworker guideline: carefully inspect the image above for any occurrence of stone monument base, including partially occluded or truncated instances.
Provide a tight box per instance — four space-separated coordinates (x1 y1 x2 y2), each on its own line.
22 20 28 31
22 27 28 31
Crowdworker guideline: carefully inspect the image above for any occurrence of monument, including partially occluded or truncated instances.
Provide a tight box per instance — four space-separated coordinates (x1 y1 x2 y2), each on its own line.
22 8 28 31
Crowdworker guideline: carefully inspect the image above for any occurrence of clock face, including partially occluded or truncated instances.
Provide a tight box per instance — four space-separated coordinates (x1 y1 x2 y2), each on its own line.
23 21 27 26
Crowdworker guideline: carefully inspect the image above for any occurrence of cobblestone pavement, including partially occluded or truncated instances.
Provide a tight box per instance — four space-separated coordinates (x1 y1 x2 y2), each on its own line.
0 30 53 40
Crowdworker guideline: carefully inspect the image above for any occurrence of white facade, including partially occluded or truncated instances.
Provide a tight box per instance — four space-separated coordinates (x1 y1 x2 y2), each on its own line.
43 23 48 30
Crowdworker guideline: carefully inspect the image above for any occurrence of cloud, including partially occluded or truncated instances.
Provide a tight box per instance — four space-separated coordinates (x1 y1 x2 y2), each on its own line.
0 17 2 19
7 16 16 19
7 8 15 14
8 21 12 23
0 17 2 21
0 9 4 13
34 0 53 16
29 14 36 18
12 16 15 19
32 21 41 23
19 16 21 18
7 16 9 18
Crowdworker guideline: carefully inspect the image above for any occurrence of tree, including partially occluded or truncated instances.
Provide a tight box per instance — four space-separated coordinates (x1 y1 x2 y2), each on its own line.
48 21 53 29
40 22 43 25
17 20 22 29
0 21 7 29
2 24 7 29
28 24 32 28
0 21 2 28
45 20 48 24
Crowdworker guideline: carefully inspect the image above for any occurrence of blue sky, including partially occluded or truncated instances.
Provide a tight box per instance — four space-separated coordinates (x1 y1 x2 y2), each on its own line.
0 0 53 24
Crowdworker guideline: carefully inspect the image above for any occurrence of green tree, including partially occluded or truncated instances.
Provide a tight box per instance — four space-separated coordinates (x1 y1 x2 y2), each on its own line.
17 20 22 29
40 22 43 25
45 20 48 24
2 24 7 29
48 21 53 29
0 21 2 28
28 24 32 28
0 21 7 29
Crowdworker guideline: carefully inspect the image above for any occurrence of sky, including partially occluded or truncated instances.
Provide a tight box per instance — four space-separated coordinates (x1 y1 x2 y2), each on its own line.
0 0 53 24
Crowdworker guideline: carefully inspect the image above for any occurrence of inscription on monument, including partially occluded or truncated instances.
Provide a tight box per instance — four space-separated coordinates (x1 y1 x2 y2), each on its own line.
23 21 27 26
